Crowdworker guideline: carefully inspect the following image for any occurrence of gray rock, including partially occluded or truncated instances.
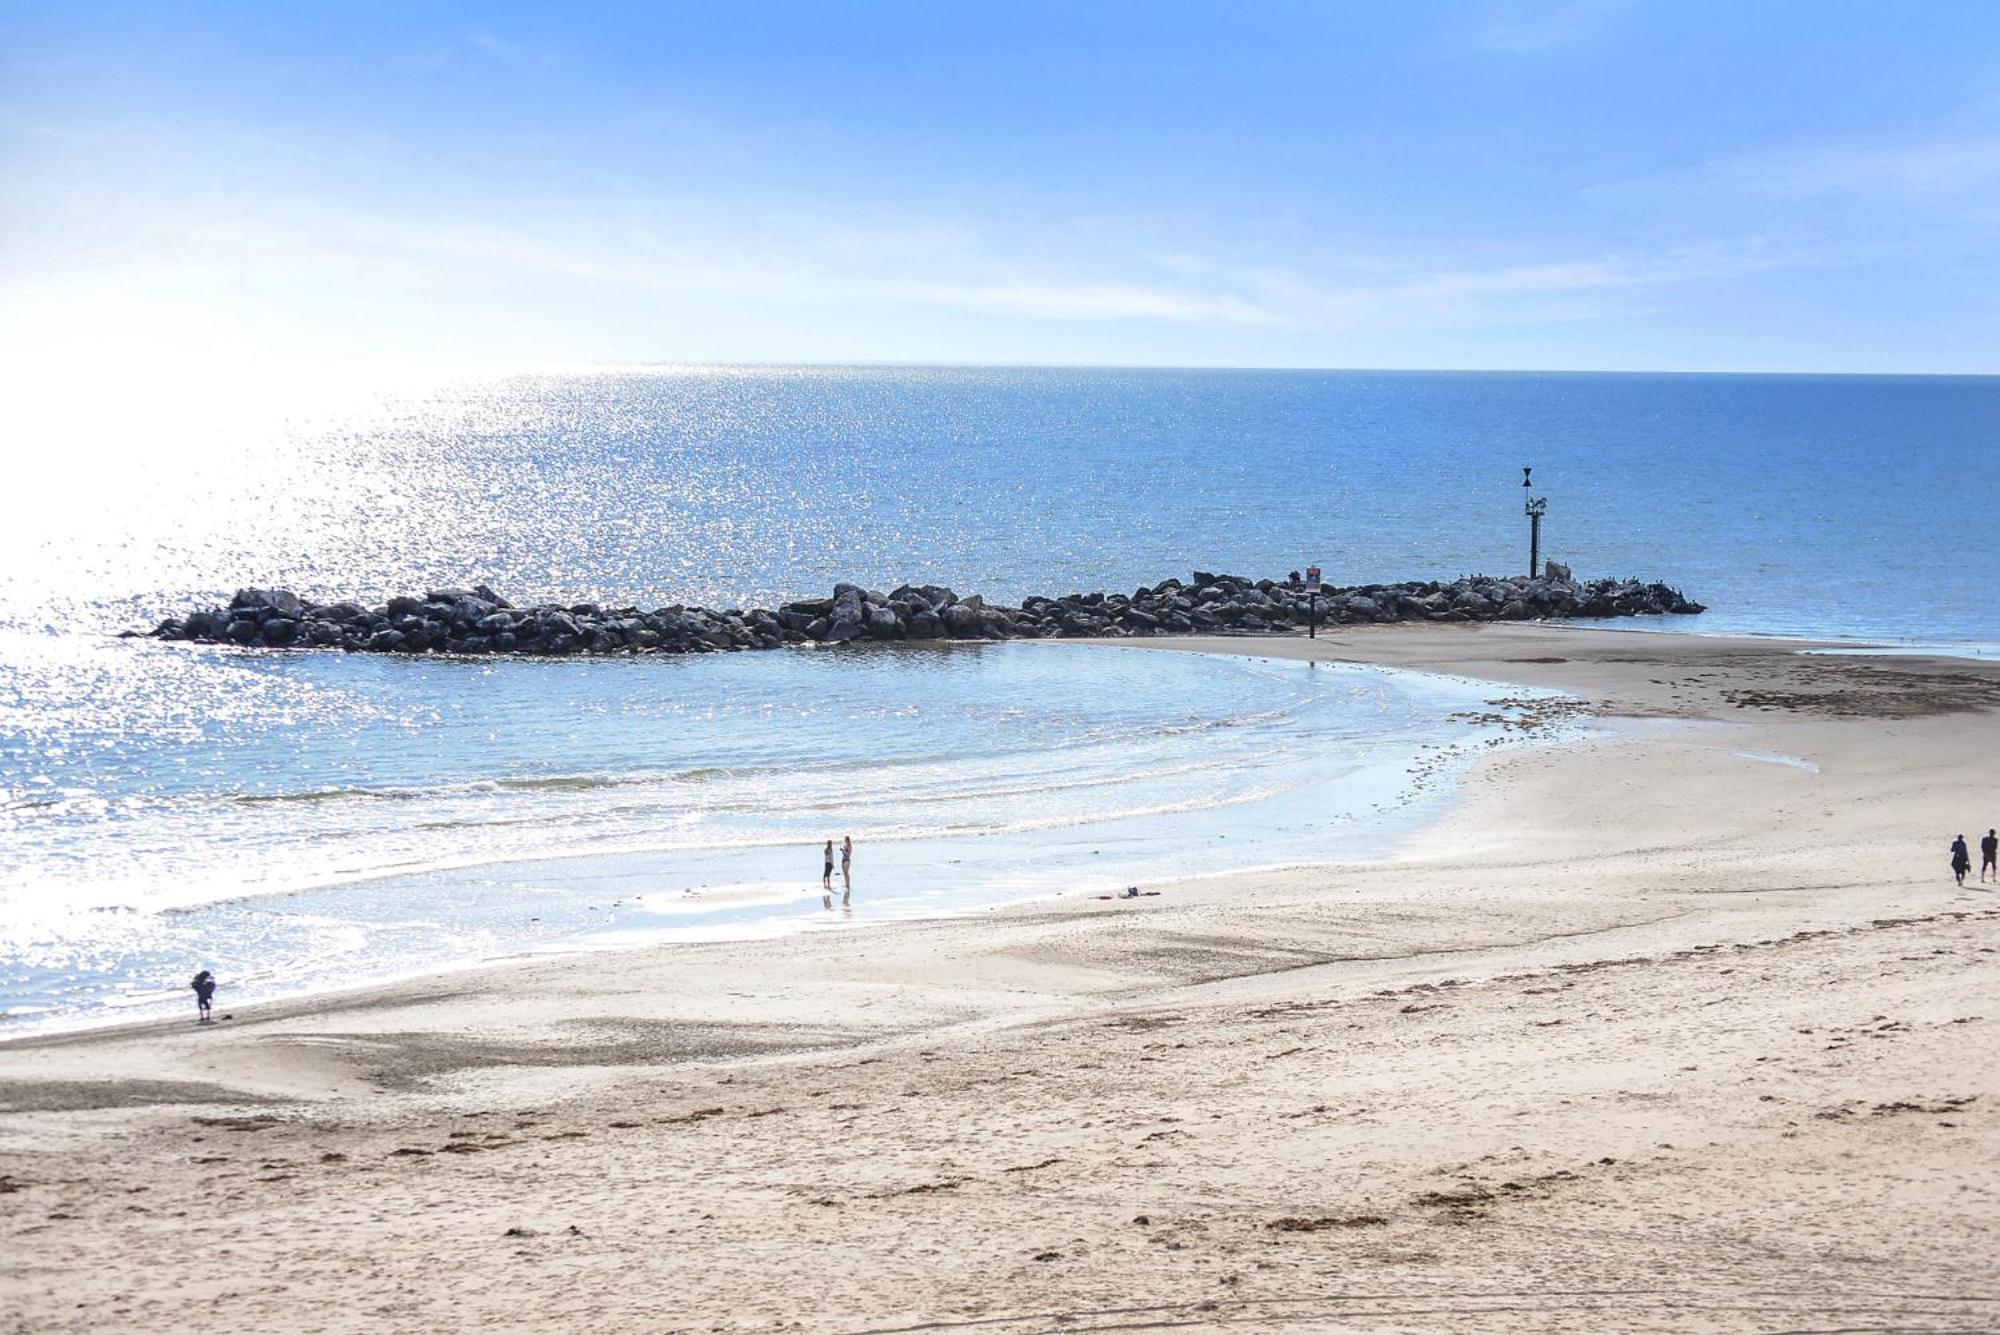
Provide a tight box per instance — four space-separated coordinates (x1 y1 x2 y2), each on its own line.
145 568 1703 657
230 588 303 619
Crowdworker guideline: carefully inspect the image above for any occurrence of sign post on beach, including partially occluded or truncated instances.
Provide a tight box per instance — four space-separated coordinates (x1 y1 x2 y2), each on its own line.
1304 565 1321 638
1522 467 1547 579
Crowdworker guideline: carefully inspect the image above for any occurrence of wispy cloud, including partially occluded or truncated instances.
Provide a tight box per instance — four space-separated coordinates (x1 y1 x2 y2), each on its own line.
1280 241 1799 332
330 211 1282 325
320 205 1802 337
1467 0 1630 55
1594 133 2000 207
467 29 522 60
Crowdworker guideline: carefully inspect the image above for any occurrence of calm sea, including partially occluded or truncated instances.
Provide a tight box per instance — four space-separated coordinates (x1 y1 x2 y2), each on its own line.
2 366 1993 1029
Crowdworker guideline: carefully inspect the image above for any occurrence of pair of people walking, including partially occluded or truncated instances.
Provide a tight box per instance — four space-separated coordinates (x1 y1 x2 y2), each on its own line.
1949 829 1997 885
822 835 853 906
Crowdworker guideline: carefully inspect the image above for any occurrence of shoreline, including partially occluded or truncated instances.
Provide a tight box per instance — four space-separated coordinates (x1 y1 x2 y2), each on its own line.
0 642 1571 1041
1 619 1987 1062
0 620 1986 1058
4 622 1999 1331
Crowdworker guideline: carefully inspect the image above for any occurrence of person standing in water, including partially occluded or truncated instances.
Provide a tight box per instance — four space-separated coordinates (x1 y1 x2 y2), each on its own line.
840 835 853 902
1982 829 1998 883
1950 834 1971 886
191 969 216 1023
821 840 835 894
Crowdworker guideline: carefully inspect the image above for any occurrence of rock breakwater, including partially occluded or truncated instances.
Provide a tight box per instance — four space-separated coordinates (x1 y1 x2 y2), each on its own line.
141 573 1703 656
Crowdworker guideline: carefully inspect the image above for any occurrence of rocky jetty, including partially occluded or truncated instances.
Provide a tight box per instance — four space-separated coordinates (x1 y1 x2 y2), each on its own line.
142 573 1703 656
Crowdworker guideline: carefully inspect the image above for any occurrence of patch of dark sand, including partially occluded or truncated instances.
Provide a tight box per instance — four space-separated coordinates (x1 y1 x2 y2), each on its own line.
1724 661 2000 718
1267 1215 1388 1231
330 1017 871 1090
0 1079 275 1114
1124 933 1335 983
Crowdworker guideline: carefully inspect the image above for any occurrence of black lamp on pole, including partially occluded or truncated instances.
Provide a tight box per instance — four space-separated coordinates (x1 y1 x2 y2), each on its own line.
1522 466 1547 579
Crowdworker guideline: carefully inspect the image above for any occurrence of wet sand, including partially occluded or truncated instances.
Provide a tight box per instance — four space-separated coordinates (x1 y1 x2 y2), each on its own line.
3 624 1998 1332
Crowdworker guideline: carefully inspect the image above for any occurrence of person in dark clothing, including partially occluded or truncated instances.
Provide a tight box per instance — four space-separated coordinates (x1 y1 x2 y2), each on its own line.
1950 835 1971 886
191 970 216 1023
1982 829 1998 883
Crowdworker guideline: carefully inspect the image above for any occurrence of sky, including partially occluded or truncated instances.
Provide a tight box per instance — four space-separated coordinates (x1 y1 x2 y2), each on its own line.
4 1 2000 372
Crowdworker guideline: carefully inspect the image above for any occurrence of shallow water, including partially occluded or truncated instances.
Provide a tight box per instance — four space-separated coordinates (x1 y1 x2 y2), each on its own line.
0 638 1559 1031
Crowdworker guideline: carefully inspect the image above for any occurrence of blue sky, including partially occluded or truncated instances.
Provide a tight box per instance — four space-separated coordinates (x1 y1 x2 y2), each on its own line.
4 1 1999 371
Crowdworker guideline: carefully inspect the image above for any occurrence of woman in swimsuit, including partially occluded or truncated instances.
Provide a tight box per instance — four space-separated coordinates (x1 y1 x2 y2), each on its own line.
841 835 853 898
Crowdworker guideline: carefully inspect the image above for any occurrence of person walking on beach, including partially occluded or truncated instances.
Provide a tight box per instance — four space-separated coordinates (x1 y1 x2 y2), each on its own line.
840 835 853 902
1950 834 1971 886
191 969 216 1023
1982 829 1998 883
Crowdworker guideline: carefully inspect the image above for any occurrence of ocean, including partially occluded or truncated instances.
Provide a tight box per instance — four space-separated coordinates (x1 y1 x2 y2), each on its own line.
3 366 1994 1030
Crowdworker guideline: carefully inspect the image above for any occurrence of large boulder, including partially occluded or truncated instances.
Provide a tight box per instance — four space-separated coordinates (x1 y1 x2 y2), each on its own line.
232 588 303 619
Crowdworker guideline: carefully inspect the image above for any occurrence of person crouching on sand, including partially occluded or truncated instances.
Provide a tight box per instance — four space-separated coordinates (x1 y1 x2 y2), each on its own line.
191 969 216 1023
1982 829 1998 883
1950 834 1971 886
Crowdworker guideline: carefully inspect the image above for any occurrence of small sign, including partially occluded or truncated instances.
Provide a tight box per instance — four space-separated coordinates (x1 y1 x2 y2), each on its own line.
1304 565 1321 594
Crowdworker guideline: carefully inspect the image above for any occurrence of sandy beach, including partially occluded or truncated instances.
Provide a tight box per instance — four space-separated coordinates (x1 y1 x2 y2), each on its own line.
3 624 1998 1333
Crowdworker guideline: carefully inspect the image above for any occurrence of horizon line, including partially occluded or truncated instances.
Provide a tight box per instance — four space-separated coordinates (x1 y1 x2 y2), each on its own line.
174 356 2000 379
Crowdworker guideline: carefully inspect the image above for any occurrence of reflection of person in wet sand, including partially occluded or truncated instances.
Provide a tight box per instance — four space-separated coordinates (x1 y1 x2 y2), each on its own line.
841 835 853 903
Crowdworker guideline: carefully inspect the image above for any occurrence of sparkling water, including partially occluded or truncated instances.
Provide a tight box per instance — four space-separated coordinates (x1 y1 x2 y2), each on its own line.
4 365 1991 1030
